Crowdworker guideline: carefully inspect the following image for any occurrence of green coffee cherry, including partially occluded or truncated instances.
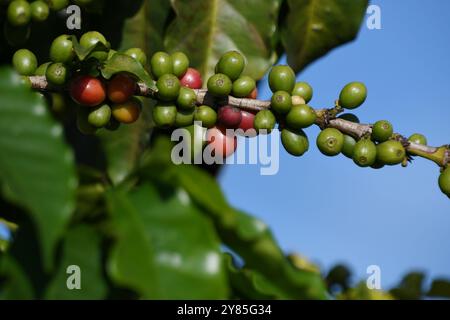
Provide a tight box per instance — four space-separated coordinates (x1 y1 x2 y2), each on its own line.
171 51 189 77
408 133 427 145
254 110 276 133
439 167 450 198
215 51 245 81
338 113 360 123
232 76 256 98
77 108 97 135
50 35 75 63
80 31 109 61
12 49 37 76
376 140 406 165
269 65 295 93
292 82 313 103
342 135 356 158
352 139 377 167
286 104 316 129
7 0 31 26
150 51 173 79
35 62 51 76
153 103 177 128
339 82 367 109
46 62 68 86
47 0 69 11
125 48 147 66
177 87 197 110
175 109 195 127
30 0 49 22
88 104 112 128
194 105 217 128
271 91 292 115
281 128 309 157
156 74 181 101
371 120 393 142
207 73 232 97
316 128 344 156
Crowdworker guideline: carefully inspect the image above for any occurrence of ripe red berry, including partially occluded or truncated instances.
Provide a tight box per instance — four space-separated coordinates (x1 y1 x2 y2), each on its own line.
218 105 242 128
107 73 136 104
206 126 237 159
237 110 256 137
70 75 106 107
179 67 202 89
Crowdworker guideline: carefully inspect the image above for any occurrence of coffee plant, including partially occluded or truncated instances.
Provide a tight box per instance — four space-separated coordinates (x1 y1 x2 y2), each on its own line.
0 0 449 300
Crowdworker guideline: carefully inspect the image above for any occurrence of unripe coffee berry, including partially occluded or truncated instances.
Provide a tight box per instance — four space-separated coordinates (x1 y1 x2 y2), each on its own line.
271 91 292 115
107 73 136 104
286 104 316 129
12 49 37 76
112 98 141 124
341 135 356 159
150 51 173 79
157 74 181 101
254 110 276 133
408 133 427 145
152 102 177 128
291 95 306 106
269 65 295 93
207 73 232 97
281 128 309 157
46 62 68 86
50 35 75 63
69 75 106 107
180 68 202 89
175 109 195 127
292 82 313 103
7 0 31 26
88 104 112 128
338 113 360 123
371 120 393 142
376 140 406 165
439 167 450 198
339 82 367 109
35 62 51 76
177 87 197 110
352 138 377 167
215 51 245 81
232 76 256 98
316 128 344 156
125 48 147 66
218 105 242 128
194 105 217 128
30 1 49 22
77 108 97 135
171 51 190 77
47 0 69 11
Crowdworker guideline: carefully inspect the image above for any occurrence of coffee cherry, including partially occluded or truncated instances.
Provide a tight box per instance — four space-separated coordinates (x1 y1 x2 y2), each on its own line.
218 105 242 128
342 135 356 158
125 48 147 66
206 126 237 158
88 104 111 128
232 76 256 98
352 138 377 167
269 65 295 93
281 128 309 157
80 31 109 61
69 75 106 107
171 51 189 77
237 110 256 136
176 87 197 110
35 62 51 76
30 1 49 22
271 91 292 115
370 161 385 170
207 73 232 97
376 140 406 165
215 51 245 81
50 35 74 63
47 0 68 11
3 22 30 46
439 167 450 198
150 51 173 79
46 62 68 86
372 120 393 142
107 73 136 104
291 95 306 106
286 104 316 129
338 113 360 123
292 82 313 103
316 128 344 156
254 110 276 133
408 133 427 145
152 102 177 128
7 0 31 26
12 49 37 76
247 88 258 99
77 108 97 135
339 82 367 109
112 98 141 124
157 74 181 101
194 105 217 128
175 109 195 127
180 68 203 89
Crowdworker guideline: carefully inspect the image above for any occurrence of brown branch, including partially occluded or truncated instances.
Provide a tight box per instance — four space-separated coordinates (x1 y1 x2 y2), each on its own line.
29 76 449 167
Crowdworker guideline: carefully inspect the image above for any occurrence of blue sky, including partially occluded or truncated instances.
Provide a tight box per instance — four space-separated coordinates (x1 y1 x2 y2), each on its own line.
220 0 450 290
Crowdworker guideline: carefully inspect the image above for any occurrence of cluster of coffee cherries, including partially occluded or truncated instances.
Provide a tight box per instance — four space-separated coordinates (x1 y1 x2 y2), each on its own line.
11 31 146 133
2 0 99 46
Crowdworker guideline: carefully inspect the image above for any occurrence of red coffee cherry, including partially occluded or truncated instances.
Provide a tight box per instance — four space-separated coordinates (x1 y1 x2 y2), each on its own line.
179 67 202 89
218 105 242 128
69 75 106 107
237 110 256 137
206 126 237 159
107 73 136 104
247 88 258 99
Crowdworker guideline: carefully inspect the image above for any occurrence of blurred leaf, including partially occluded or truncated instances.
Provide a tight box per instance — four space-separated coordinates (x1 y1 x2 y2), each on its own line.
45 225 107 299
338 282 394 300
0 68 77 270
427 279 450 298
165 0 283 81
390 272 425 300
0 218 17 252
106 183 229 299
101 53 155 89
0 255 35 299
281 0 368 72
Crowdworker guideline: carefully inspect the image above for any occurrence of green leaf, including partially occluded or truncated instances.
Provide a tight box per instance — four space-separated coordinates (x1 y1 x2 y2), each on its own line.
70 35 110 62
165 0 283 80
281 0 368 73
0 68 77 271
390 272 425 300
101 53 156 89
427 279 450 298
106 183 229 299
0 255 35 299
45 225 107 299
